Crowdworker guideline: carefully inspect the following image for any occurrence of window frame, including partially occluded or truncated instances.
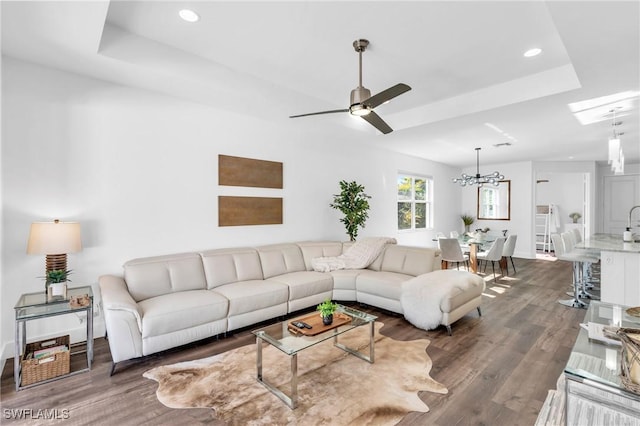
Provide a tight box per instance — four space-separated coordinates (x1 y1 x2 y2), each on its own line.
397 173 434 232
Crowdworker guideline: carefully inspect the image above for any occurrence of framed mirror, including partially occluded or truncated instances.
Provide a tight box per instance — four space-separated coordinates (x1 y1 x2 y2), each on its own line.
477 180 510 220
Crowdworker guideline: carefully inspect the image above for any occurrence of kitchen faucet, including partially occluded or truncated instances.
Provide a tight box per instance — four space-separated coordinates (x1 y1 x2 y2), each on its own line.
628 205 640 230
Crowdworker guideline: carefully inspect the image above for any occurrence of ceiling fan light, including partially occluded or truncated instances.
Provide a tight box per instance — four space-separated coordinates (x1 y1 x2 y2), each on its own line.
178 9 200 22
349 105 371 116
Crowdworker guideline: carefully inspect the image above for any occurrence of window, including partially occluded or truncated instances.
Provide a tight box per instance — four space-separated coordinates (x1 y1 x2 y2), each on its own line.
397 174 433 231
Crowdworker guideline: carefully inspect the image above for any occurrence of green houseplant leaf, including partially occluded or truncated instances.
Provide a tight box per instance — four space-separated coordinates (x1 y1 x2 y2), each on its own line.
461 214 475 226
316 299 338 317
329 180 371 241
41 269 73 284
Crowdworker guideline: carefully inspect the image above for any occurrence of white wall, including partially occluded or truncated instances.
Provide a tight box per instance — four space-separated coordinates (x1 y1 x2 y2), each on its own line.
536 172 586 233
533 161 597 241
460 161 534 259
0 57 462 361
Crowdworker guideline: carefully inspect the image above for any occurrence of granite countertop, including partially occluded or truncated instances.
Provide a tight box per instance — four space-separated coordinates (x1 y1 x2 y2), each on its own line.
576 233 640 254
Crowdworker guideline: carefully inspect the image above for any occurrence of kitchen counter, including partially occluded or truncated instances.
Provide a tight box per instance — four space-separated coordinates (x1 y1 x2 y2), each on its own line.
576 233 640 254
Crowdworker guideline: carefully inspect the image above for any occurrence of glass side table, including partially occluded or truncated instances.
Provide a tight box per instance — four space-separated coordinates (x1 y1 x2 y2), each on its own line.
14 286 94 391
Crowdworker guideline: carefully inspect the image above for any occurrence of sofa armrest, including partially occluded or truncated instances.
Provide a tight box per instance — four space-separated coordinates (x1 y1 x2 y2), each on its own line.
99 275 144 363
99 275 142 330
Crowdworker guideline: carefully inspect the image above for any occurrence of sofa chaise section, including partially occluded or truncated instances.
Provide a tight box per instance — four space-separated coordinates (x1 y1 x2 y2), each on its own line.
356 245 442 313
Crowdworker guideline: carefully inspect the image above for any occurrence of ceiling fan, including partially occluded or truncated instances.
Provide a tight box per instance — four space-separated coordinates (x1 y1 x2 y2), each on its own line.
289 39 411 134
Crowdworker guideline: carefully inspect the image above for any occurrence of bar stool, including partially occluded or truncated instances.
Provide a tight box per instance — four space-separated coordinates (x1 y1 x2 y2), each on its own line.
570 228 600 289
551 233 598 309
562 232 599 300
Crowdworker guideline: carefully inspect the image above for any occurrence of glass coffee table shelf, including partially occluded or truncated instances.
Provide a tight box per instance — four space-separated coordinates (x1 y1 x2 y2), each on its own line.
252 304 377 408
564 300 640 424
14 286 94 391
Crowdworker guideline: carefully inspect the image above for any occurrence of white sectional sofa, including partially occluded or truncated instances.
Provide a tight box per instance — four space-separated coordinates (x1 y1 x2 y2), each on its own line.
99 240 480 372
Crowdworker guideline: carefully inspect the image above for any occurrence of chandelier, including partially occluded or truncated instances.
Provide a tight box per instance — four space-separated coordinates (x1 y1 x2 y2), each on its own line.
452 147 505 187
608 108 625 175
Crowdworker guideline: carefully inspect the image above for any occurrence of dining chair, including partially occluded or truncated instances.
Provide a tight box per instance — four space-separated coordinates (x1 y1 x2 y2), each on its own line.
438 238 469 270
476 237 506 281
435 232 446 239
501 234 517 275
450 231 459 238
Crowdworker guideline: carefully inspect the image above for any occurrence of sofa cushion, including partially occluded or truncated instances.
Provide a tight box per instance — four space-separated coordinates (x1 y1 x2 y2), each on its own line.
267 271 334 301
256 243 306 279
330 269 362 291
124 253 207 302
138 290 228 338
212 280 289 316
296 241 344 271
356 270 413 301
379 246 440 276
200 248 264 289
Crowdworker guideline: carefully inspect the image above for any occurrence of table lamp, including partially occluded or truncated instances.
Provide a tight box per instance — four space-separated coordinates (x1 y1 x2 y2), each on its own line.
27 219 82 276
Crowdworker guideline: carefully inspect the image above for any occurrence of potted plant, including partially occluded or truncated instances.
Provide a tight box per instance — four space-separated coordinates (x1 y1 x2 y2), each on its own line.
461 214 475 233
569 212 582 224
330 180 371 241
316 299 339 325
42 269 72 300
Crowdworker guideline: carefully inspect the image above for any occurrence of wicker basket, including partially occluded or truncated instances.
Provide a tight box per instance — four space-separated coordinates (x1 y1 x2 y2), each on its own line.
612 328 640 394
20 335 70 386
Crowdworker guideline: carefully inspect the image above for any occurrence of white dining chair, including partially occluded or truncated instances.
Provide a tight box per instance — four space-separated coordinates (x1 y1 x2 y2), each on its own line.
438 238 469 270
502 234 517 275
450 231 459 238
476 237 506 281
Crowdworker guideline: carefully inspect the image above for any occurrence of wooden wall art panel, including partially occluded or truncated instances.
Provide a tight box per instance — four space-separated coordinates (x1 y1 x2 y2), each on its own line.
218 155 283 189
218 196 283 226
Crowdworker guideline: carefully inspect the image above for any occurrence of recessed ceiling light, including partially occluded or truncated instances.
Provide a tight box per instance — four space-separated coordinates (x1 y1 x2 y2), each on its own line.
524 48 542 58
179 9 199 23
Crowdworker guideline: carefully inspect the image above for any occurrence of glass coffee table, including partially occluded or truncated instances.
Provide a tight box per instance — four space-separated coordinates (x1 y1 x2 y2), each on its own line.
252 304 377 409
564 300 640 424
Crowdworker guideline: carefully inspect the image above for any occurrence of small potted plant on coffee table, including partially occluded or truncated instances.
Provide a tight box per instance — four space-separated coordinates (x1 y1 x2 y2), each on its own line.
317 299 338 325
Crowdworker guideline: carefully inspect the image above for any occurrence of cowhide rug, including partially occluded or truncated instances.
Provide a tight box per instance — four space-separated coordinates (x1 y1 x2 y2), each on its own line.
144 322 447 425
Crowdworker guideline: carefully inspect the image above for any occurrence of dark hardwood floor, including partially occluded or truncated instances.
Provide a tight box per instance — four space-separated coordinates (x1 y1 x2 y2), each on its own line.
0 257 587 425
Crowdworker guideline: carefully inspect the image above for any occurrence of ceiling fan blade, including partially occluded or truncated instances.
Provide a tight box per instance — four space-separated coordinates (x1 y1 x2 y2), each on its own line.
363 83 411 109
361 111 393 134
289 109 349 118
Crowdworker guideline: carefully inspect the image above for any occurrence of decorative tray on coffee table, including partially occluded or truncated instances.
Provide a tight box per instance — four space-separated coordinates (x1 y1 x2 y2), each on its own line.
287 311 352 336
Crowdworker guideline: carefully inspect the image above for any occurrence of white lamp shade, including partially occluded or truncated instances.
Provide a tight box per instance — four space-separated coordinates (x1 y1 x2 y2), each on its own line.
27 221 82 255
